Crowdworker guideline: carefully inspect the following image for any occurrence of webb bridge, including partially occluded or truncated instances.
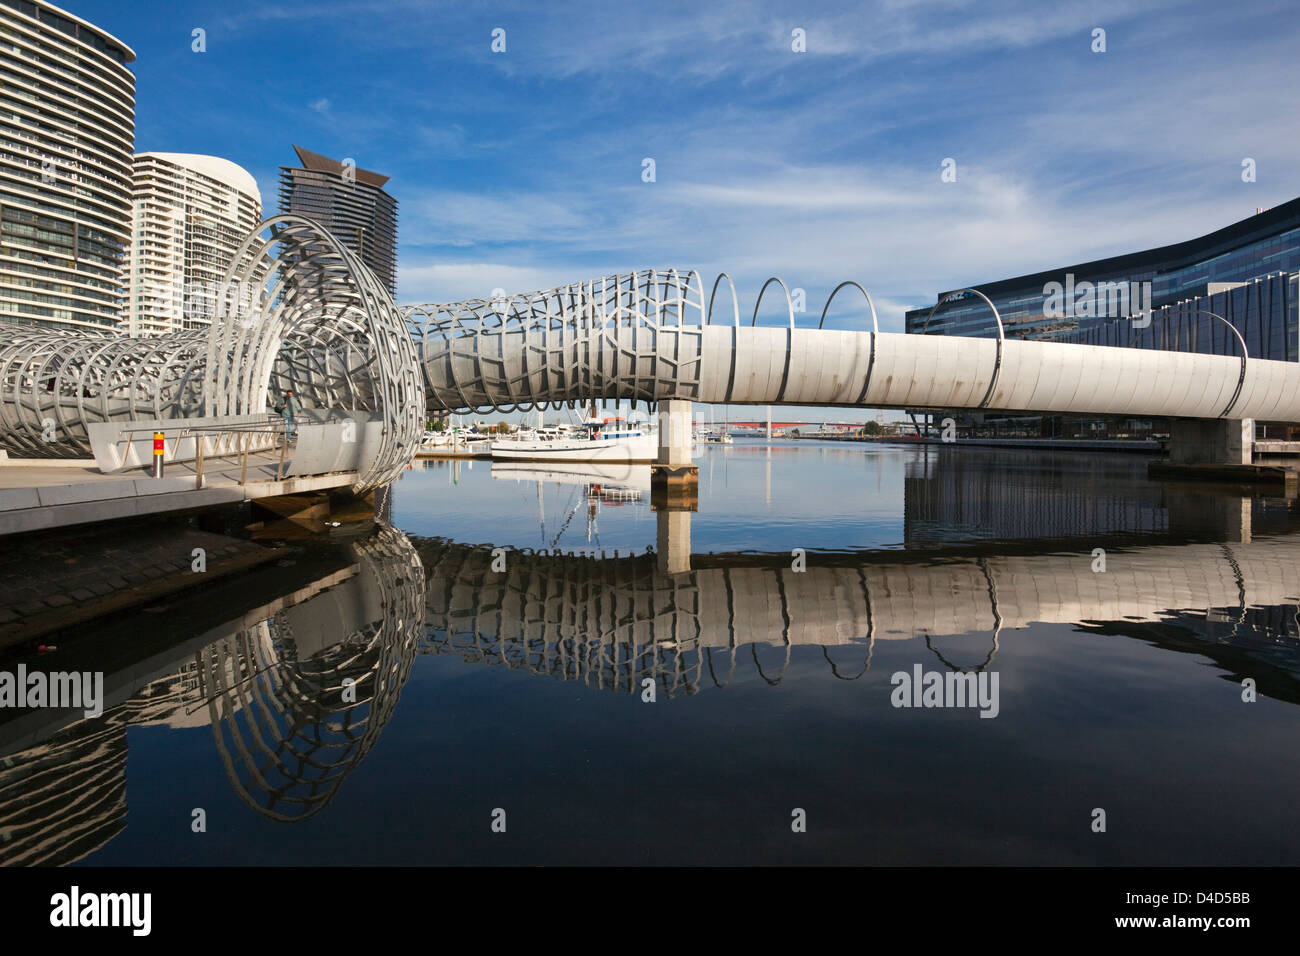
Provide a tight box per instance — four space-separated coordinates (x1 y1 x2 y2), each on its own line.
1 216 1294 494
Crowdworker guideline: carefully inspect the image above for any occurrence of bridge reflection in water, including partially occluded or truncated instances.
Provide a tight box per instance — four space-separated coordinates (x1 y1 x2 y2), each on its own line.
0 526 423 864
417 522 1300 698
2 499 1300 863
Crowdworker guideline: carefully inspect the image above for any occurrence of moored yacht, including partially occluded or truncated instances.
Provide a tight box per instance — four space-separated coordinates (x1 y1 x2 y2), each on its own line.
491 416 658 462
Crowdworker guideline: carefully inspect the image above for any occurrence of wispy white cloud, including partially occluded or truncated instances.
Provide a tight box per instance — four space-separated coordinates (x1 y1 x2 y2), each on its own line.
398 261 584 304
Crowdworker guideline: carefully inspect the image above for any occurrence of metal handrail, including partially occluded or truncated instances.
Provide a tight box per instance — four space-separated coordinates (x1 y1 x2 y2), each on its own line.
117 421 292 489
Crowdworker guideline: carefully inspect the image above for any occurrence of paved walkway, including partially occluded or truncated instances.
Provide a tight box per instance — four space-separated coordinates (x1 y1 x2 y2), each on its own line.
0 450 358 537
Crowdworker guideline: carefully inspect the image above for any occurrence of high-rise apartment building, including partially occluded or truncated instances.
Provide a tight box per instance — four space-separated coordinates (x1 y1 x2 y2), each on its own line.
279 145 397 296
0 0 135 332
127 152 261 336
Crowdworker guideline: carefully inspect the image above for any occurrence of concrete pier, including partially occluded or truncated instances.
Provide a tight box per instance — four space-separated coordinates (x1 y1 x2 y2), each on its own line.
0 452 359 537
655 399 693 467
1152 417 1297 488
1167 418 1253 465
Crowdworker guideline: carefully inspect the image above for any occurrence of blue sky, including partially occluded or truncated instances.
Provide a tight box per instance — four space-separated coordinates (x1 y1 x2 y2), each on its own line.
71 0 1300 342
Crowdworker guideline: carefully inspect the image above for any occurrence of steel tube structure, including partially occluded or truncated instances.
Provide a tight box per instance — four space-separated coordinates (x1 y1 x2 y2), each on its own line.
8 252 1300 482
403 276 1300 423
0 217 422 492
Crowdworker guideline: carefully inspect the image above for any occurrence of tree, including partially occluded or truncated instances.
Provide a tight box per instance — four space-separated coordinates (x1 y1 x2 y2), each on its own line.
428 419 446 432
864 421 884 437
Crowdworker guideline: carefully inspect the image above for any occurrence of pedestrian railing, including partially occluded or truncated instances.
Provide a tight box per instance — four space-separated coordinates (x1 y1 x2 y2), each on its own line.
115 418 298 489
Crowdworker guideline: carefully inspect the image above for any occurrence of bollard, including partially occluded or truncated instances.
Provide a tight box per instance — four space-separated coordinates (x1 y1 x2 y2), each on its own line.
152 431 164 478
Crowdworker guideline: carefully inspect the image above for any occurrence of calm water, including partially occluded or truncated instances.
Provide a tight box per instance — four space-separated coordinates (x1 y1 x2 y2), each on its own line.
3 440 1300 865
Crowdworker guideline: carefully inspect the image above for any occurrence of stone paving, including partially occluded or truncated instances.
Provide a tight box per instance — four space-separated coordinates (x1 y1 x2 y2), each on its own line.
0 519 283 647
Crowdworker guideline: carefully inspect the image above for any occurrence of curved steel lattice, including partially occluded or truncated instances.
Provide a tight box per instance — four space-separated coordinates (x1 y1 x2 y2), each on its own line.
402 269 707 413
0 328 207 457
0 217 422 492
207 216 424 489
10 253 1300 451
200 526 424 822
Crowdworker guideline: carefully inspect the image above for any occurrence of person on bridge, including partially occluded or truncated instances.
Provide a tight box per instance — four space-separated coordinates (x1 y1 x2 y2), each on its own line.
278 389 302 442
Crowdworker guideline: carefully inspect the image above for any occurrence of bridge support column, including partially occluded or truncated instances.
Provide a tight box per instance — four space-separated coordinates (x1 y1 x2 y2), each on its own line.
656 400 693 467
1150 418 1293 488
652 403 696 575
652 399 698 522
1167 418 1253 465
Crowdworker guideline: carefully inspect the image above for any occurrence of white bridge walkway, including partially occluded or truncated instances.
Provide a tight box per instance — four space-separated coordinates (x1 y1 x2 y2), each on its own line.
3 222 1293 488
404 272 1294 422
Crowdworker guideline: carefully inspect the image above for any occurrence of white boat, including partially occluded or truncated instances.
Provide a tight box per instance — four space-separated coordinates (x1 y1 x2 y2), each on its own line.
492 460 653 492
491 417 658 462
421 429 453 447
695 429 733 444
419 417 492 452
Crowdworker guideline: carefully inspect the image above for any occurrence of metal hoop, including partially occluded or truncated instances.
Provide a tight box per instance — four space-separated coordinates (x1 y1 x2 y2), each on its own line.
1132 307 1249 418
751 276 795 330
922 288 1005 409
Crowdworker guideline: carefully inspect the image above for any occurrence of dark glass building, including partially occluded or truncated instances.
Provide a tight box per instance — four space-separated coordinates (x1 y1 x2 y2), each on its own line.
905 196 1300 355
902 197 1300 437
278 145 397 296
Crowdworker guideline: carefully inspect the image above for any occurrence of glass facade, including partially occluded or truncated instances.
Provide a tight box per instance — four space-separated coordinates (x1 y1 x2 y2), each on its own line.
906 199 1300 362
1060 272 1299 362
0 0 135 332
279 148 398 297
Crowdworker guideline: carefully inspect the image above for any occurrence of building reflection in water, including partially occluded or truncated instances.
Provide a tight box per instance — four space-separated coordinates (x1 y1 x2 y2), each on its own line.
2 470 1300 863
901 446 1283 545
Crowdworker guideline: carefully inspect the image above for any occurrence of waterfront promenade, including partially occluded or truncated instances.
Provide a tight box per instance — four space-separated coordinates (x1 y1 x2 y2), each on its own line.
0 451 358 537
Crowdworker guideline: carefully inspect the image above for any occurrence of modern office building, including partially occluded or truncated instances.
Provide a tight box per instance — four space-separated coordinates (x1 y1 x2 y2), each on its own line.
278 145 397 296
127 152 261 336
907 197 1300 352
0 0 135 332
904 197 1300 435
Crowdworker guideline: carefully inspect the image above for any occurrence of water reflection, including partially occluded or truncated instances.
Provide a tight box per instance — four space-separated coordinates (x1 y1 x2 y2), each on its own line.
196 526 422 823
416 531 1300 701
3 454 1300 864
903 446 1280 544
0 526 423 863
490 461 649 551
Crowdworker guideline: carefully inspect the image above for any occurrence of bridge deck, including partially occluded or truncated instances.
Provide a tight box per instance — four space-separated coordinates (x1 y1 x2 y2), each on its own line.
0 451 358 537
